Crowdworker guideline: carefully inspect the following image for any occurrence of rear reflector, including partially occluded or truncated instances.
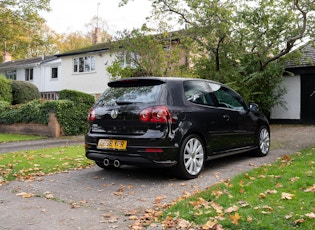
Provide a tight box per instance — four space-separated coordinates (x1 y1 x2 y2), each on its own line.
145 148 164 153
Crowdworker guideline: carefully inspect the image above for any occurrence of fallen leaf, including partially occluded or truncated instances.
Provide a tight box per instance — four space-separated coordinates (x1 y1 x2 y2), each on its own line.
225 205 239 213
294 219 304 225
210 201 224 214
229 212 241 225
202 220 218 229
305 212 315 218
154 196 166 204
285 214 293 219
281 192 295 200
290 177 299 182
16 192 34 198
304 184 315 193
265 190 277 194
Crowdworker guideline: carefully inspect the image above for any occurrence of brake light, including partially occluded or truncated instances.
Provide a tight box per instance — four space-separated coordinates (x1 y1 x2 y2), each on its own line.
139 106 172 123
88 108 96 122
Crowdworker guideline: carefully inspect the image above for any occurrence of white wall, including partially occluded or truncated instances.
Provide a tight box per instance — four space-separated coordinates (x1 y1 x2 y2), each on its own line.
40 59 61 92
60 51 116 97
270 75 301 120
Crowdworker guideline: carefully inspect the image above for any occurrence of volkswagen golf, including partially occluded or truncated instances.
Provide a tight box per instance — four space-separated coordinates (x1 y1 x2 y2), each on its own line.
85 77 270 179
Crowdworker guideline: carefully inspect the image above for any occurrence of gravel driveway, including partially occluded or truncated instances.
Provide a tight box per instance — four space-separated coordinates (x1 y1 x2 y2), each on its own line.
0 124 314 230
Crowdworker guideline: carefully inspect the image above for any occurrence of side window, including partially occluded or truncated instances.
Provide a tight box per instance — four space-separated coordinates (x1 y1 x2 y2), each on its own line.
184 81 215 106
209 83 246 111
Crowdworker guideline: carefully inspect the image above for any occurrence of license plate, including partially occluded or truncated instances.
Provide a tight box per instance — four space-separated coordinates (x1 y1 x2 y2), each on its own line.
97 139 127 150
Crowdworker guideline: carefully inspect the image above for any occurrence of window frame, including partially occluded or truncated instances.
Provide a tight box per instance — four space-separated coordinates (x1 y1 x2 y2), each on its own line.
73 56 96 73
51 67 58 79
25 68 33 81
5 70 16 80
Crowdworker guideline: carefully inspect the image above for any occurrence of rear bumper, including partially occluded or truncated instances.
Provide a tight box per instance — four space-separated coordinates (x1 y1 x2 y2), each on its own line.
85 135 179 167
85 151 177 167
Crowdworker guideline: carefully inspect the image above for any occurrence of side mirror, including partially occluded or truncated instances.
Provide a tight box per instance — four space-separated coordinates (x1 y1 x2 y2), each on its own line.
249 103 259 113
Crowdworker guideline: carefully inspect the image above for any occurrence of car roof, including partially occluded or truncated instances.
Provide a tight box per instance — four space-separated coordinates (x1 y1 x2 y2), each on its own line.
108 76 222 86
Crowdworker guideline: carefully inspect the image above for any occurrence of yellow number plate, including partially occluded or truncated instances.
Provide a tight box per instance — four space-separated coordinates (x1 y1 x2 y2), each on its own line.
97 139 127 150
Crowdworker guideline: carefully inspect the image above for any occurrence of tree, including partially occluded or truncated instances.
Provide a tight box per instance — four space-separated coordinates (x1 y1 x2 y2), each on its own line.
119 0 315 114
107 28 190 79
0 0 51 60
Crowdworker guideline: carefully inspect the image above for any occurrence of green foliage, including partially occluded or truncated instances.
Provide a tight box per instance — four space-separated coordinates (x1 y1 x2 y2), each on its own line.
107 29 189 78
11 81 41 105
0 90 95 136
0 0 51 60
57 90 95 135
0 76 12 103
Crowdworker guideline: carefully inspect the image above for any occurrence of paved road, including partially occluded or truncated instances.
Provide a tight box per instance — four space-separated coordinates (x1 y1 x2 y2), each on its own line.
0 125 315 230
0 136 84 154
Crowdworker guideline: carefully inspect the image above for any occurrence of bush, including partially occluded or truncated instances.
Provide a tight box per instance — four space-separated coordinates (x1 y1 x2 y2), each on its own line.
0 75 12 103
11 80 40 105
0 90 95 136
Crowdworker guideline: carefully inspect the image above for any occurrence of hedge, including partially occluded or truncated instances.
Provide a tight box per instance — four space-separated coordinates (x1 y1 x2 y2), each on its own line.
0 90 95 136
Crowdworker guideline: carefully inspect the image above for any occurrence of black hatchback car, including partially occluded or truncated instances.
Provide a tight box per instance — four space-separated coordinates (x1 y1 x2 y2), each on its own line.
85 77 270 179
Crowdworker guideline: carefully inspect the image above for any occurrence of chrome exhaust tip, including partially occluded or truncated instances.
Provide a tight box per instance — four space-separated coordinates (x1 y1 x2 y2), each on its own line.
113 159 121 168
103 158 110 166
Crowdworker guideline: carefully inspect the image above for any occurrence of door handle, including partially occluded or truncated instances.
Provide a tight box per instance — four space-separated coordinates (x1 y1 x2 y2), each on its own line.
310 91 315 97
223 114 230 121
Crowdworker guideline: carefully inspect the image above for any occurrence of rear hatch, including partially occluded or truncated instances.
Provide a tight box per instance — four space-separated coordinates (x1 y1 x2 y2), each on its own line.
88 78 169 136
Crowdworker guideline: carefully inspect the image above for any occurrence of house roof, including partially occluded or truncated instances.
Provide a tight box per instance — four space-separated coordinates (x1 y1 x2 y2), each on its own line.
56 43 110 57
286 40 315 69
0 55 58 70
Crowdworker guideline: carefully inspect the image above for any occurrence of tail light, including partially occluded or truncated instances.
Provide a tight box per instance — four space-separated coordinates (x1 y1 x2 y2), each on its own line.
139 106 172 123
88 108 96 122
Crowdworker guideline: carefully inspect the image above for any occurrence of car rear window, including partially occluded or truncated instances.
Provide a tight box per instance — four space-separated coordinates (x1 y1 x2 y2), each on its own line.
95 79 164 106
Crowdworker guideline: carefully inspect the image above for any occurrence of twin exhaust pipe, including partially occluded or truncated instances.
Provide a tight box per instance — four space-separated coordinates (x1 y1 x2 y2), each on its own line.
103 158 121 168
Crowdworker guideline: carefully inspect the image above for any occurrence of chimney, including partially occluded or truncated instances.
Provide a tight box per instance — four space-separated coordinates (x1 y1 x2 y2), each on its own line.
92 28 102 44
3 51 12 63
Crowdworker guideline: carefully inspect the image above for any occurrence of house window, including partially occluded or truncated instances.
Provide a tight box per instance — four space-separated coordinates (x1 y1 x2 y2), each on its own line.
52 67 58 79
25 68 33 81
5 70 16 80
73 56 96 73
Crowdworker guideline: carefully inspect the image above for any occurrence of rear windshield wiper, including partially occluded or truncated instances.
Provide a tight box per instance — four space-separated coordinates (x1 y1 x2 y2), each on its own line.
115 101 134 105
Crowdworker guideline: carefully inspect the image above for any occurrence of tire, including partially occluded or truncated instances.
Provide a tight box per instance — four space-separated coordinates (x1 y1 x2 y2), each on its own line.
175 134 205 179
255 126 270 157
95 161 114 169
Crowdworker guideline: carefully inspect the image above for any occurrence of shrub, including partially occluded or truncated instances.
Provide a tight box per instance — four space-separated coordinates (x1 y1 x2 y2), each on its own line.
0 89 95 136
11 80 40 105
0 75 12 103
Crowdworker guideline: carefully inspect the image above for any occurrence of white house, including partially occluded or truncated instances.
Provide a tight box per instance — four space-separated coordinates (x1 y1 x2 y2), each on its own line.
55 45 116 98
0 55 61 100
0 44 117 100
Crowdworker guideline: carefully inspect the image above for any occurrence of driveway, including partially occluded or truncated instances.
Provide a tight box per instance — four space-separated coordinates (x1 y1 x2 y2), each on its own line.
0 125 315 230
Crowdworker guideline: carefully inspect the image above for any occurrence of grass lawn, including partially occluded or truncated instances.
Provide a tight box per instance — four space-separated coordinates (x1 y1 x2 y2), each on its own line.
157 148 315 229
0 133 47 143
0 145 93 182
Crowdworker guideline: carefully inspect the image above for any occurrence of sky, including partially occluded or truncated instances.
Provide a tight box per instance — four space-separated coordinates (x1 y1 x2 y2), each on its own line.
40 0 152 35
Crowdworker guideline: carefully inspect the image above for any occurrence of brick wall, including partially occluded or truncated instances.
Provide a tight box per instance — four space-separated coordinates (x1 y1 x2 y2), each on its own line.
0 113 62 138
